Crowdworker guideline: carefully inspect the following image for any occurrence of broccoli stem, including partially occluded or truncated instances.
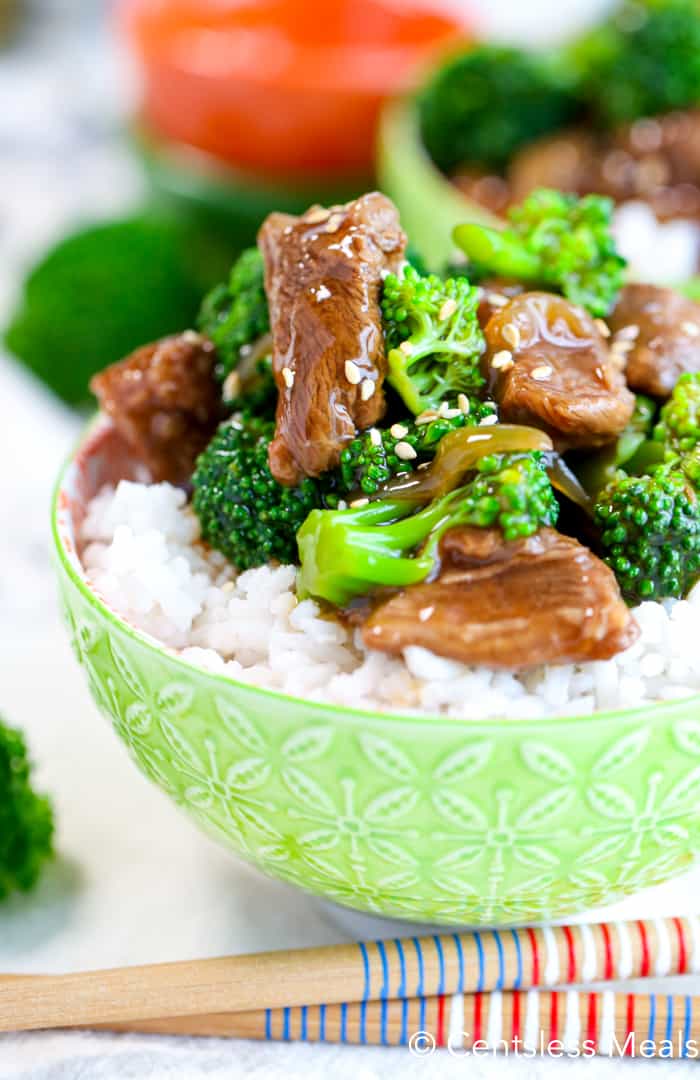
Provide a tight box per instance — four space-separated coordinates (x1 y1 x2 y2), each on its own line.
453 224 541 281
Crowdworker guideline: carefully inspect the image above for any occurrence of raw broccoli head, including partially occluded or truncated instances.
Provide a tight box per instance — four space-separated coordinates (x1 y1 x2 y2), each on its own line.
0 717 53 900
594 467 700 603
655 372 700 455
418 45 580 174
381 266 486 415
197 247 274 414
298 450 558 606
192 416 323 570
454 188 626 317
338 406 498 496
576 0 700 127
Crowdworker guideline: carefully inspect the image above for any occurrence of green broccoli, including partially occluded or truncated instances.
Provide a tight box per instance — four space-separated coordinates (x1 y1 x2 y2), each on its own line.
298 452 558 606
453 189 626 317
574 0 700 127
655 372 700 456
192 416 323 570
197 247 274 413
418 45 580 174
0 717 53 900
338 405 498 496
594 467 700 603
381 266 486 415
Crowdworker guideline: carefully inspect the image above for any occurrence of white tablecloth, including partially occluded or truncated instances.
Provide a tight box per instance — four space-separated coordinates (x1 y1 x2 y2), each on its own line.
2 1 699 1075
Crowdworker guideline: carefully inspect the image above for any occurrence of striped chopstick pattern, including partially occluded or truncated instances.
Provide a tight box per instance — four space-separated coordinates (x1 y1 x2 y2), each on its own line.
351 917 700 1007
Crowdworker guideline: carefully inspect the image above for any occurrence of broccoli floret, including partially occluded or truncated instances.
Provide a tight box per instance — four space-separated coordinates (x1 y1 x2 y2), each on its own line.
198 247 270 382
594 467 700 603
0 716 53 900
575 0 700 127
192 417 323 570
453 188 626 317
338 406 498 496
298 451 558 606
381 266 486 415
655 372 700 455
418 45 580 174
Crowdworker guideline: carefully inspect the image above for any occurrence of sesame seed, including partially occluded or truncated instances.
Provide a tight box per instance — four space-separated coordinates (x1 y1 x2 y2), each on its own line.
458 393 471 415
399 339 414 356
683 320 700 337
438 400 451 417
502 324 520 349
594 318 611 338
487 292 508 307
222 580 235 592
344 360 362 385
326 212 344 233
616 324 639 340
611 338 634 354
360 378 375 401
369 427 382 447
337 499 348 510
531 365 553 381
418 605 435 623
395 441 418 461
390 423 409 438
223 370 241 400
182 329 201 344
415 410 439 425
305 206 330 224
442 407 462 419
281 366 295 388
491 349 513 370
479 414 499 426
439 298 458 321
350 496 369 508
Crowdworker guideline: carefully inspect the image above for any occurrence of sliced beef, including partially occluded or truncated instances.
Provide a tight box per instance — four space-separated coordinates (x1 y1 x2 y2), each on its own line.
258 193 407 486
483 292 635 449
363 526 638 669
90 332 222 484
608 283 700 398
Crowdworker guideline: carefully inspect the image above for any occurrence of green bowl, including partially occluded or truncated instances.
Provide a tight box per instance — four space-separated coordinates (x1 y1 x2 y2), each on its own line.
377 95 500 270
53 421 700 926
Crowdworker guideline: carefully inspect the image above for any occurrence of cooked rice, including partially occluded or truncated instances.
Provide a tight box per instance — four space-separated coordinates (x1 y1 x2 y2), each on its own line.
79 480 700 720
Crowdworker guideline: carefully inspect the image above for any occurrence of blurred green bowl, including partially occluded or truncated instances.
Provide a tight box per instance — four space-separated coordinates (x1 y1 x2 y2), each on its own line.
53 420 700 925
377 95 500 270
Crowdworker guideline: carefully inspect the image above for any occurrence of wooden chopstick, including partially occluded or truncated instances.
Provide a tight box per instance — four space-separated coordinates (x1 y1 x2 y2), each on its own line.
0 915 696 1034
97 990 700 1058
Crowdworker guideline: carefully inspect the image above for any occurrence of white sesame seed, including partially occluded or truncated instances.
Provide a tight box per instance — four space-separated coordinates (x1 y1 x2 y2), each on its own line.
182 329 201 344
531 364 553 381
438 298 458 321
479 414 499 426
502 324 520 349
360 378 375 401
595 318 611 338
438 400 451 417
418 605 435 622
344 360 362 385
683 320 700 337
281 366 295 388
390 423 409 438
337 499 348 510
222 580 235 592
399 339 414 356
442 408 462 419
369 427 382 447
491 349 513 370
395 441 418 461
458 393 471 415
350 497 369 508
415 410 439 425
616 324 639 340
305 206 330 224
326 212 344 233
486 292 508 307
223 370 241 400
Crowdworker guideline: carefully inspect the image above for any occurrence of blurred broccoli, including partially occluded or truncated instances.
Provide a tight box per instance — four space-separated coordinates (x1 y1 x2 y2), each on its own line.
381 266 486 415
574 0 700 127
594 466 700 602
418 45 580 174
454 188 626 317
0 716 53 900
198 247 269 379
192 416 324 570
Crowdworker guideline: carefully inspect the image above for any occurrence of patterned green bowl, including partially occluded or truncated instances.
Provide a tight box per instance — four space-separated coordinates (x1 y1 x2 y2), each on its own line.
52 421 700 926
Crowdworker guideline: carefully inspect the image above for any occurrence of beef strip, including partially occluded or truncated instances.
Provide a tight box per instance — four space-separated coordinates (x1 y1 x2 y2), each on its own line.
483 292 635 449
258 192 407 486
90 331 222 484
608 283 700 398
362 526 638 668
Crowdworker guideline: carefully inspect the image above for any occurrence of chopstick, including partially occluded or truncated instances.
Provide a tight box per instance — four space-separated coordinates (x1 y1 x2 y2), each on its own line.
98 990 700 1058
0 915 696 1034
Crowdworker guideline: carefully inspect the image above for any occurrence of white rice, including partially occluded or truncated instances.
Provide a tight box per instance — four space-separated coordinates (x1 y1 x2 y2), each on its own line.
78 479 700 720
613 200 700 284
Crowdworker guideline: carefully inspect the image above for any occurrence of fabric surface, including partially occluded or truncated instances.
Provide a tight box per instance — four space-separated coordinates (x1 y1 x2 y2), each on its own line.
2 0 699 1076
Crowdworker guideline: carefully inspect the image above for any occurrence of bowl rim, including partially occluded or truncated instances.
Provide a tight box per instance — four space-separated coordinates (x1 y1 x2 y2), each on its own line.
52 422 700 732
